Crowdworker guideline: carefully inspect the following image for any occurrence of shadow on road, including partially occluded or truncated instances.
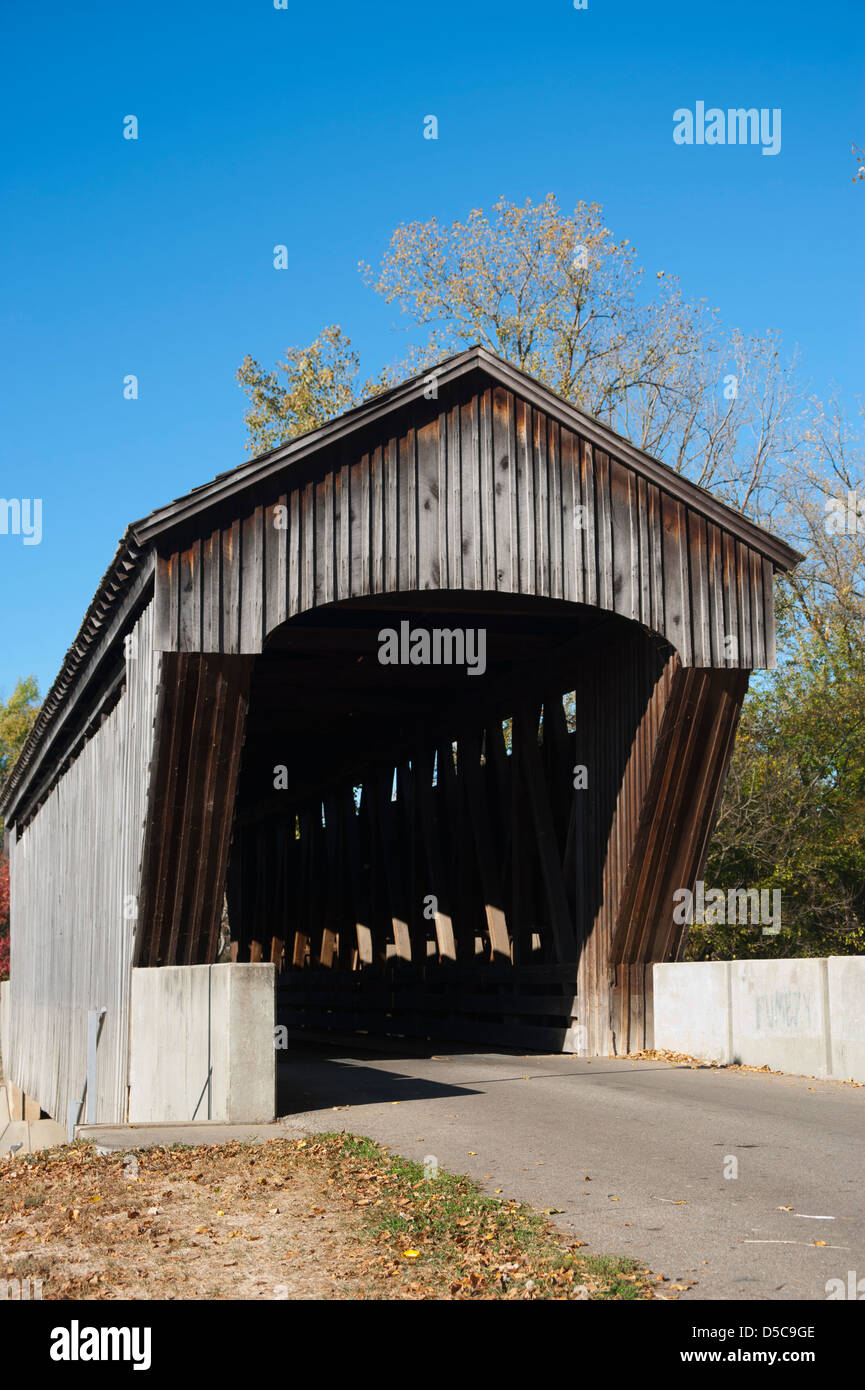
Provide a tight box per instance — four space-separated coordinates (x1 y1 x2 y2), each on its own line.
275 1032 681 1115
277 1056 478 1115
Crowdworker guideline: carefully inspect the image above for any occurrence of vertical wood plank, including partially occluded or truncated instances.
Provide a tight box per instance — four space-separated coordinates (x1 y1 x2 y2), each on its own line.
417 418 440 591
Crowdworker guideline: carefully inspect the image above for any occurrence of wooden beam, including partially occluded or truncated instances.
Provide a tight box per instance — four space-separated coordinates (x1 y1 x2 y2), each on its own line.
517 703 577 963
460 729 512 961
414 747 457 963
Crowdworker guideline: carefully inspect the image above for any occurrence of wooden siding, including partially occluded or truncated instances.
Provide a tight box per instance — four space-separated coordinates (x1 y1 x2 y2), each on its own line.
135 652 253 968
154 385 776 670
6 604 160 1123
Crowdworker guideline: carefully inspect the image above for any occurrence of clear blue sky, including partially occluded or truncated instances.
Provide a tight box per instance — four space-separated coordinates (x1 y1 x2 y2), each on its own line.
1 0 862 699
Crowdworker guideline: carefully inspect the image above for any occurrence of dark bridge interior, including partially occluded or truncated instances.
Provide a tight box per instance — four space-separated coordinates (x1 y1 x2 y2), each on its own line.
226 593 672 1053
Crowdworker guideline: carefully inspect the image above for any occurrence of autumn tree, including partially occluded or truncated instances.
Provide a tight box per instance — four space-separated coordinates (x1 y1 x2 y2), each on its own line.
236 325 398 454
362 197 802 517
691 400 865 959
240 195 799 524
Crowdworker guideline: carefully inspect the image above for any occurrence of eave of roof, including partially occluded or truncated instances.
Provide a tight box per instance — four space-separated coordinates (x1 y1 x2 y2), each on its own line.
0 535 151 820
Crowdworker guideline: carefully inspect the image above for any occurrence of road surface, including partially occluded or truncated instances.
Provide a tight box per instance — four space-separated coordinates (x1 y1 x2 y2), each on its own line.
278 1040 864 1301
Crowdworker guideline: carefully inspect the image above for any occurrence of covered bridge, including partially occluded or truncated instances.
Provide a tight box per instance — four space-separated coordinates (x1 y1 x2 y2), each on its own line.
0 347 801 1126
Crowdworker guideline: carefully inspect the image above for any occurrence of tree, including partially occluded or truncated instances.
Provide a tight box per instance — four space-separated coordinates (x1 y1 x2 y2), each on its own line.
242 195 798 523
362 195 800 517
0 676 40 980
0 675 40 789
774 397 865 655
237 325 394 455
691 618 865 960
688 400 865 959
0 674 41 846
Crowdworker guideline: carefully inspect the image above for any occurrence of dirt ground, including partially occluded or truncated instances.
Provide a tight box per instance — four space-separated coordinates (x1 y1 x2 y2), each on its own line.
0 1134 652 1300
1 1139 389 1299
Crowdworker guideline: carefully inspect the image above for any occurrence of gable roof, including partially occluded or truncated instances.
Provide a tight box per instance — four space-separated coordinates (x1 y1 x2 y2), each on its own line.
1 345 802 823
131 345 802 570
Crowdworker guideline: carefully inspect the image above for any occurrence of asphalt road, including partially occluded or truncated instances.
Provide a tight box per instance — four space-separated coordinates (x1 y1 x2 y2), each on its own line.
277 1041 864 1301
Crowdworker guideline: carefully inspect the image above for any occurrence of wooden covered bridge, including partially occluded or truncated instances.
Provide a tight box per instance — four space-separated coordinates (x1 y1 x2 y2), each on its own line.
0 347 800 1125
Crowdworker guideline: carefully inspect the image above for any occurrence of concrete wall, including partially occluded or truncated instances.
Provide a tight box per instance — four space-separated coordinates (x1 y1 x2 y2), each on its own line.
653 956 865 1082
129 964 276 1123
827 957 865 1083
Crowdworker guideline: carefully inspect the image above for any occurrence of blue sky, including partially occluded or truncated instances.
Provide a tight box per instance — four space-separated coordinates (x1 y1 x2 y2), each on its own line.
1 0 862 698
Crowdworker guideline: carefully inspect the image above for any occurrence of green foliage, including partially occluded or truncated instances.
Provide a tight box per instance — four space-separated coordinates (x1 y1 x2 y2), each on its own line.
0 675 40 786
234 324 402 455
689 622 865 960
236 324 361 453
0 673 41 855
1 675 40 977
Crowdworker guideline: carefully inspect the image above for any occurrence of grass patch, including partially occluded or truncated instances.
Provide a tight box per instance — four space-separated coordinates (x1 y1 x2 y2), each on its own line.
293 1132 652 1299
